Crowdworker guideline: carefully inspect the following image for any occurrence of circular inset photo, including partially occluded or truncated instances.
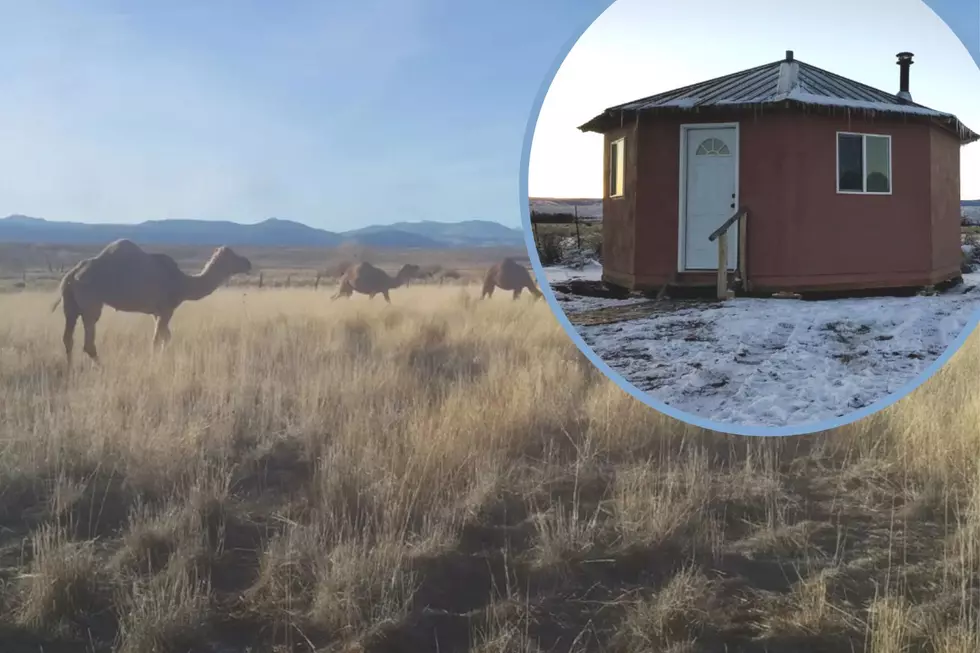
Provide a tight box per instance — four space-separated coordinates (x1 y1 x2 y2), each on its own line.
524 0 980 434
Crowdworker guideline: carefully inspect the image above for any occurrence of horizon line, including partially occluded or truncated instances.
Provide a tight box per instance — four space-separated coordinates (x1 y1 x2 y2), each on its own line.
1 214 522 229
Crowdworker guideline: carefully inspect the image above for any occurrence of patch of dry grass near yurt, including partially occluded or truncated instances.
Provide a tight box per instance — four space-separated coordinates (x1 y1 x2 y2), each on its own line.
0 282 979 652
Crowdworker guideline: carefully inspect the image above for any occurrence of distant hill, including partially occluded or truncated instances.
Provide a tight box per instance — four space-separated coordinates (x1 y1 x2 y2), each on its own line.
344 220 523 248
0 215 525 249
530 197 602 221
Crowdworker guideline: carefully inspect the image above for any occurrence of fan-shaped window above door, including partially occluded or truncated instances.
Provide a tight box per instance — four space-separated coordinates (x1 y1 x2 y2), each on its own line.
695 138 730 156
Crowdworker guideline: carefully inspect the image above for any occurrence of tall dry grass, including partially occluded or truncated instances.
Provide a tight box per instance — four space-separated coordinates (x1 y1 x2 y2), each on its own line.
0 283 978 652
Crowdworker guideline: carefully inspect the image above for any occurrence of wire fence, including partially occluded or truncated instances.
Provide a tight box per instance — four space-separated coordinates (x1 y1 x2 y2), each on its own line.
530 205 602 267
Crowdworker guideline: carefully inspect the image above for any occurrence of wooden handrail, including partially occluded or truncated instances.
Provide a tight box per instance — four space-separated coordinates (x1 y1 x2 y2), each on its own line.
709 207 748 242
708 207 749 300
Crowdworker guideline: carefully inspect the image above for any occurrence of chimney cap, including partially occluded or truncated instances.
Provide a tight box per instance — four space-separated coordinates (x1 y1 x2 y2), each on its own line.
785 50 794 62
896 51 914 62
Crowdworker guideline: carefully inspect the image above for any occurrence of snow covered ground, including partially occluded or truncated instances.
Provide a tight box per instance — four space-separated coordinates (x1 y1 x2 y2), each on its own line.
543 260 650 312
542 260 603 283
542 262 980 428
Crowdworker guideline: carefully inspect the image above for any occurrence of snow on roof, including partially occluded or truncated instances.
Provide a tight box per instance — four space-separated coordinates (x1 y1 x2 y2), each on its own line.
579 55 979 143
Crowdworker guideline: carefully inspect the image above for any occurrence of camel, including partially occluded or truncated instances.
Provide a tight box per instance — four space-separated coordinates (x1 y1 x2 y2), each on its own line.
481 258 543 300
415 264 444 281
51 239 252 366
435 269 462 284
330 262 421 303
414 265 463 285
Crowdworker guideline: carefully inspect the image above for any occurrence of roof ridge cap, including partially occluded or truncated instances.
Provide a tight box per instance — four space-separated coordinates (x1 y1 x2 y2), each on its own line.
605 59 783 111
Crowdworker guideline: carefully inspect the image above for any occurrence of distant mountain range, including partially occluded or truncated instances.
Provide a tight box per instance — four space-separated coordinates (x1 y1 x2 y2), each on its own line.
530 197 602 220
0 215 525 249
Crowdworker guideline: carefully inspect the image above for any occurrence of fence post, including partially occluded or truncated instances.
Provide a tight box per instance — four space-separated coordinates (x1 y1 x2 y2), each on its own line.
574 206 581 251
738 214 748 292
716 231 728 300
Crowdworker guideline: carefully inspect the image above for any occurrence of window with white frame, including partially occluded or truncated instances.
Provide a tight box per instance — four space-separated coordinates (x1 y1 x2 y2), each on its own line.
837 132 891 194
609 137 625 198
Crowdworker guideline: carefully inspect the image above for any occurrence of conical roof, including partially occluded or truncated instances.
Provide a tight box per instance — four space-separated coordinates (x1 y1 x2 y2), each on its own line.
579 53 978 144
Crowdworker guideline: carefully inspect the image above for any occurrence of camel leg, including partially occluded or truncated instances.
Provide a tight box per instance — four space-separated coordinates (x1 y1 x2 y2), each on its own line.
331 282 352 300
512 288 522 300
80 304 103 364
62 299 80 368
153 311 173 350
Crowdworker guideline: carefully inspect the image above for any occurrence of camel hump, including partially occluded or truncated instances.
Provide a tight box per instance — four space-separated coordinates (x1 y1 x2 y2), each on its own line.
499 258 527 276
498 258 536 287
99 239 147 259
342 261 374 281
104 238 141 252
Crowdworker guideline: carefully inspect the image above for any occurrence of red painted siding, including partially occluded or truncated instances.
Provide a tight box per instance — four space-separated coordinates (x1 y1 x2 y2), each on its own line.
603 107 962 293
929 126 963 278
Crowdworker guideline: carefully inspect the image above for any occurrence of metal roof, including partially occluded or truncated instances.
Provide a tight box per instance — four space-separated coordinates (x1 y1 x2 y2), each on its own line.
578 55 979 144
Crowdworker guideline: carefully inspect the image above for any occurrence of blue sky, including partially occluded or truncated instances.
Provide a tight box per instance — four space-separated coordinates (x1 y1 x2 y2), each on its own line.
0 0 610 229
529 0 980 200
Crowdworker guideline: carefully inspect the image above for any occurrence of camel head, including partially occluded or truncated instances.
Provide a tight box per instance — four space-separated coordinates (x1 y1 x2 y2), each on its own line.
207 246 253 278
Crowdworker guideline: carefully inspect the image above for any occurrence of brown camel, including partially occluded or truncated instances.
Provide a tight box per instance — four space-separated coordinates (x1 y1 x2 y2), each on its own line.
435 268 462 284
51 239 252 366
415 264 443 280
481 258 543 300
331 262 421 303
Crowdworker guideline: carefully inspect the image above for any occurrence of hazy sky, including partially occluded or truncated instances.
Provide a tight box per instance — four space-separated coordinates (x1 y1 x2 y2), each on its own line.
528 0 980 200
0 0 611 229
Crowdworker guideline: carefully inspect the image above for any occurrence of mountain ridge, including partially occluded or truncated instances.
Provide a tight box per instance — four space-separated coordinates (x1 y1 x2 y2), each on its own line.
0 214 525 249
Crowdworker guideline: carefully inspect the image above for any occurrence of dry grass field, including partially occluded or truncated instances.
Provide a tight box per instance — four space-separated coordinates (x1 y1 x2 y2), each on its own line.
1 250 980 652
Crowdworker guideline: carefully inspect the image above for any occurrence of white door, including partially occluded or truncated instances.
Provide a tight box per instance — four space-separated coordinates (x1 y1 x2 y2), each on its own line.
683 127 738 270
